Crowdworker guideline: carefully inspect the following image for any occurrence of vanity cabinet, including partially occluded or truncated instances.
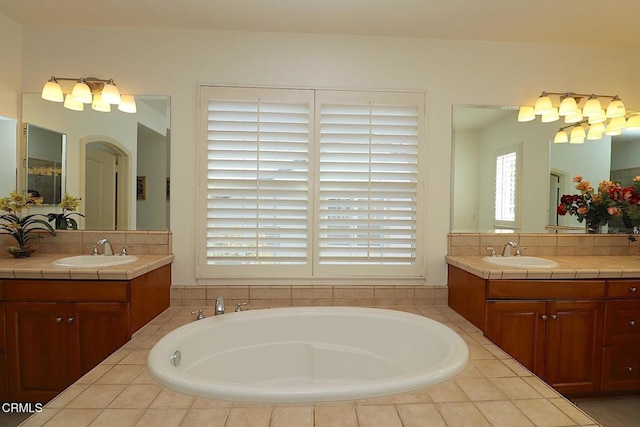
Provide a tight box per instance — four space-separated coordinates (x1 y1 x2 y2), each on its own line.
484 279 605 395
602 280 640 391
0 280 7 402
5 282 130 402
1 263 171 403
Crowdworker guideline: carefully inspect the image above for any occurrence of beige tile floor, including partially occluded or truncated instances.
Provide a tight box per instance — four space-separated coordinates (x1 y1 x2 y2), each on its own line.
573 395 640 427
7 305 614 426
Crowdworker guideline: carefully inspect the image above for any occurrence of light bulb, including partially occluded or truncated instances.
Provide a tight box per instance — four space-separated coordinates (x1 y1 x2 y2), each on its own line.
564 110 583 124
517 106 535 122
534 93 553 115
587 123 605 140
71 79 92 104
91 94 111 112
606 97 626 118
101 79 121 104
63 94 84 111
553 130 568 143
626 115 640 130
582 95 602 117
541 107 559 123
559 95 579 116
41 77 63 102
117 95 137 113
570 125 586 144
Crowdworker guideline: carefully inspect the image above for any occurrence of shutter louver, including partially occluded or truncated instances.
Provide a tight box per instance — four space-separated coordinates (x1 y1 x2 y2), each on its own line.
205 98 310 265
318 102 419 265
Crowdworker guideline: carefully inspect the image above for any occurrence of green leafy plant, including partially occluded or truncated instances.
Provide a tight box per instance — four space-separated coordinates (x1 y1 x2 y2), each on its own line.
0 191 56 250
47 193 84 230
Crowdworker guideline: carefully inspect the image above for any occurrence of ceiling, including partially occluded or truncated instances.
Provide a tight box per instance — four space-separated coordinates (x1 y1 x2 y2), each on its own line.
1 0 640 50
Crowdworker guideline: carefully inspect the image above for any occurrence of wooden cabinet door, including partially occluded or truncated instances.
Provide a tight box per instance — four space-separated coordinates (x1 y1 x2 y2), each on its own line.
68 302 131 382
6 302 69 402
545 300 604 394
485 300 547 377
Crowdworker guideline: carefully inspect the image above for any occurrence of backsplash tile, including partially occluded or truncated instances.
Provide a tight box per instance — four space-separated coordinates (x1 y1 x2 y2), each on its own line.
449 232 639 257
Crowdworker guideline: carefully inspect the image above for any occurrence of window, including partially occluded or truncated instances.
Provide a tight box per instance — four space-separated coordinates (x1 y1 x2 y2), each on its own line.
493 143 521 228
198 86 424 279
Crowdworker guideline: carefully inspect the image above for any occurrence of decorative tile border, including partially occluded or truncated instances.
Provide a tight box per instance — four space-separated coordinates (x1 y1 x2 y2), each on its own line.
170 284 448 309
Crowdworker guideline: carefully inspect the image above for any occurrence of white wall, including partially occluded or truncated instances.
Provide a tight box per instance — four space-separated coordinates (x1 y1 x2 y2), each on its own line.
0 12 21 118
11 24 640 286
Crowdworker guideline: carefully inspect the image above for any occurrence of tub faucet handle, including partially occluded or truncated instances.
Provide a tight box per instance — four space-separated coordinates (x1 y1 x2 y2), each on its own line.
191 309 205 320
235 302 248 312
215 296 225 315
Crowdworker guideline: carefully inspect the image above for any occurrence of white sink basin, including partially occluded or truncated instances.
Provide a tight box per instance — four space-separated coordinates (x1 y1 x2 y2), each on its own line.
52 255 138 268
482 256 559 269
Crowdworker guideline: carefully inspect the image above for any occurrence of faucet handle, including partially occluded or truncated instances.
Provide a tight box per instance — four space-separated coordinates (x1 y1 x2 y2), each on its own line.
191 309 205 320
88 245 99 256
235 302 248 312
515 247 526 256
120 246 129 256
486 247 496 257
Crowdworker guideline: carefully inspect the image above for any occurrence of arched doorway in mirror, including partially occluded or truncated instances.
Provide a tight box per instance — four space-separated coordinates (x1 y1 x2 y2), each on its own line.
81 137 131 230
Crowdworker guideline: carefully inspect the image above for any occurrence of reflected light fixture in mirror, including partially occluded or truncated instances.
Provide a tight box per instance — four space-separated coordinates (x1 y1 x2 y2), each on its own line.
518 91 638 145
41 76 136 113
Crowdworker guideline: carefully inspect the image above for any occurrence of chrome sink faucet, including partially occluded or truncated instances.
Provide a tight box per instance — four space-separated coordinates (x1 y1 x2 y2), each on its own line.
97 238 114 256
214 296 225 315
502 241 518 257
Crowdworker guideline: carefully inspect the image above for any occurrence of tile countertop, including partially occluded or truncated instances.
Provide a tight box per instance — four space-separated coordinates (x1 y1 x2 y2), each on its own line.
0 254 174 280
20 305 600 427
446 255 640 280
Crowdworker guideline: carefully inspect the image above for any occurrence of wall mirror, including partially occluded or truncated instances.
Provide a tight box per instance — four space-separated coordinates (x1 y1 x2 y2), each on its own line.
451 104 640 234
24 123 66 205
0 116 18 197
21 94 170 231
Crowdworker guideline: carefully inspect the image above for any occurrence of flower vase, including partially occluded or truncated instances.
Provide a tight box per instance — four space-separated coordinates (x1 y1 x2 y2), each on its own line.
5 246 37 258
586 221 605 234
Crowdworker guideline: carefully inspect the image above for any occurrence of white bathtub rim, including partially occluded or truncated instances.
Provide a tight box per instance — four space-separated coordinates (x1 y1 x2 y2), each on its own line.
147 306 469 403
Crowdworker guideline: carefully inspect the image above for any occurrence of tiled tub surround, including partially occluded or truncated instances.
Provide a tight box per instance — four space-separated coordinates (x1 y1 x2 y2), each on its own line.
21 305 600 427
170 284 449 310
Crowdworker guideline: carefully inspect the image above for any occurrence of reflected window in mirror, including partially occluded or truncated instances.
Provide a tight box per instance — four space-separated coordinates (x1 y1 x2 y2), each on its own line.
494 143 521 230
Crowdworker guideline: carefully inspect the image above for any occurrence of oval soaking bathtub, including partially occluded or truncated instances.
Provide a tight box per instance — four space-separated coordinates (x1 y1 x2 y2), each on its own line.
147 306 468 403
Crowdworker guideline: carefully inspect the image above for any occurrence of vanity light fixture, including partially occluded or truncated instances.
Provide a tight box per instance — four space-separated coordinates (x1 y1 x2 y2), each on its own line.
41 76 136 113
520 91 638 144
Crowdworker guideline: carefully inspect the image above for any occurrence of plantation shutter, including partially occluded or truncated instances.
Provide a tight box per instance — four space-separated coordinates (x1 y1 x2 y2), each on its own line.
316 91 422 268
203 87 313 268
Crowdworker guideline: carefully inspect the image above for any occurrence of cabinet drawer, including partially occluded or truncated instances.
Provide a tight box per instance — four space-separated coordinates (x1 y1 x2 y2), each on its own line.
602 345 640 391
607 280 640 299
487 280 605 299
4 280 129 302
605 300 640 345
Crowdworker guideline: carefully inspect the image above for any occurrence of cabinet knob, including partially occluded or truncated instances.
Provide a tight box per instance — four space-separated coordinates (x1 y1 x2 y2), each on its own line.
627 366 634 373
55 317 63 324
551 314 557 320
67 317 75 323
630 320 636 327
540 314 548 320
630 287 638 294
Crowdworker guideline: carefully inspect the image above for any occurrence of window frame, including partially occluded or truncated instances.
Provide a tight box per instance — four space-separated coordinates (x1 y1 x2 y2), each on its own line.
196 85 426 281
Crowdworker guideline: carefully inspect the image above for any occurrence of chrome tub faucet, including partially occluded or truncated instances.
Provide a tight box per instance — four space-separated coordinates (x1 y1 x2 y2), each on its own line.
215 296 225 315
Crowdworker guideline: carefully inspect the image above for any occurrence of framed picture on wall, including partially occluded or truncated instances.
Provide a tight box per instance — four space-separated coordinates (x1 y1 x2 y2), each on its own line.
137 176 146 200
